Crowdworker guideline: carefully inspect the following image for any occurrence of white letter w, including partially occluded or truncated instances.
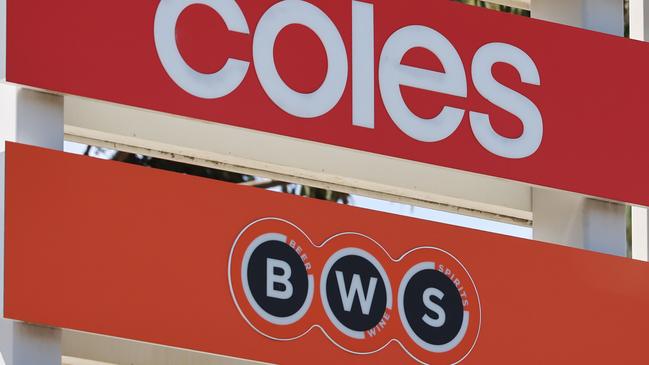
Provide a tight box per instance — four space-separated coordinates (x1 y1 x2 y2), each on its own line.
335 271 377 315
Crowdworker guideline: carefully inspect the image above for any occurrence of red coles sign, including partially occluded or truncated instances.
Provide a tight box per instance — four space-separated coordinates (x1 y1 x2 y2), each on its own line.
6 0 649 205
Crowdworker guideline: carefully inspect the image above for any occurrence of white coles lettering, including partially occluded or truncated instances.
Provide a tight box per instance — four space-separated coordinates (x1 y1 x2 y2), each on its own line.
379 25 467 142
352 1 375 128
154 0 543 159
154 0 250 99
253 0 348 118
470 42 543 159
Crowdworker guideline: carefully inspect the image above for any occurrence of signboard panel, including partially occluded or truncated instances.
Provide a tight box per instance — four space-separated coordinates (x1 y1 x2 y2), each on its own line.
5 143 649 364
6 0 649 206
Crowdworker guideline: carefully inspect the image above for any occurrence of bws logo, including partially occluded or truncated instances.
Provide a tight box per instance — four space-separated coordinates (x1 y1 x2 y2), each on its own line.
228 218 481 364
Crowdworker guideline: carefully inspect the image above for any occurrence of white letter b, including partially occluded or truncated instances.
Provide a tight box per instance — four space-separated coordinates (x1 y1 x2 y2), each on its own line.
267 258 293 300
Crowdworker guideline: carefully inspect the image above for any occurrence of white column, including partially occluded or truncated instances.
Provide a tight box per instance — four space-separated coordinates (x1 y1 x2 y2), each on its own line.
530 0 628 256
630 0 649 40
629 0 649 262
0 84 63 364
532 189 627 256
632 207 649 260
532 190 588 249
532 0 624 36
1 0 6 80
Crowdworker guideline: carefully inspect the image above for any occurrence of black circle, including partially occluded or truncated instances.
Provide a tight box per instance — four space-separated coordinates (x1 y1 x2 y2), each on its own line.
247 240 309 319
325 254 388 332
403 269 464 346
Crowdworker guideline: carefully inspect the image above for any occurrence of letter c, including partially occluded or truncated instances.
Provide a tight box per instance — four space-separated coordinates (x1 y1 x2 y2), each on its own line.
154 0 250 99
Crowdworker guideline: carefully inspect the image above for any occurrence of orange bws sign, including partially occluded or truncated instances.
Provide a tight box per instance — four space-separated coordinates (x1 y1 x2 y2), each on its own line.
4 143 649 364
229 218 480 364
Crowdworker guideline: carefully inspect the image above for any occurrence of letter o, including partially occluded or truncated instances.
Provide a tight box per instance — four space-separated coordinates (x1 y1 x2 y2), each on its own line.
253 0 348 118
154 0 250 99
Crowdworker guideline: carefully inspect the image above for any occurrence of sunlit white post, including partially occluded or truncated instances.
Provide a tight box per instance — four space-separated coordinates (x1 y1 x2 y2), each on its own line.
629 0 649 262
0 0 63 360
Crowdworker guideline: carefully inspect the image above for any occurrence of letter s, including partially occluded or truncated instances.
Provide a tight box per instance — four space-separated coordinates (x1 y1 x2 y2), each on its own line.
470 42 542 159
422 287 446 328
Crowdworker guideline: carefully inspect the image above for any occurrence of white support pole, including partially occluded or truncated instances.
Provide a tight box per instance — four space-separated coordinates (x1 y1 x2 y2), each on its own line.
1 0 6 80
630 0 649 40
629 0 649 261
531 0 624 36
530 0 628 256
632 207 649 260
0 84 63 364
489 0 531 11
532 189 627 255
